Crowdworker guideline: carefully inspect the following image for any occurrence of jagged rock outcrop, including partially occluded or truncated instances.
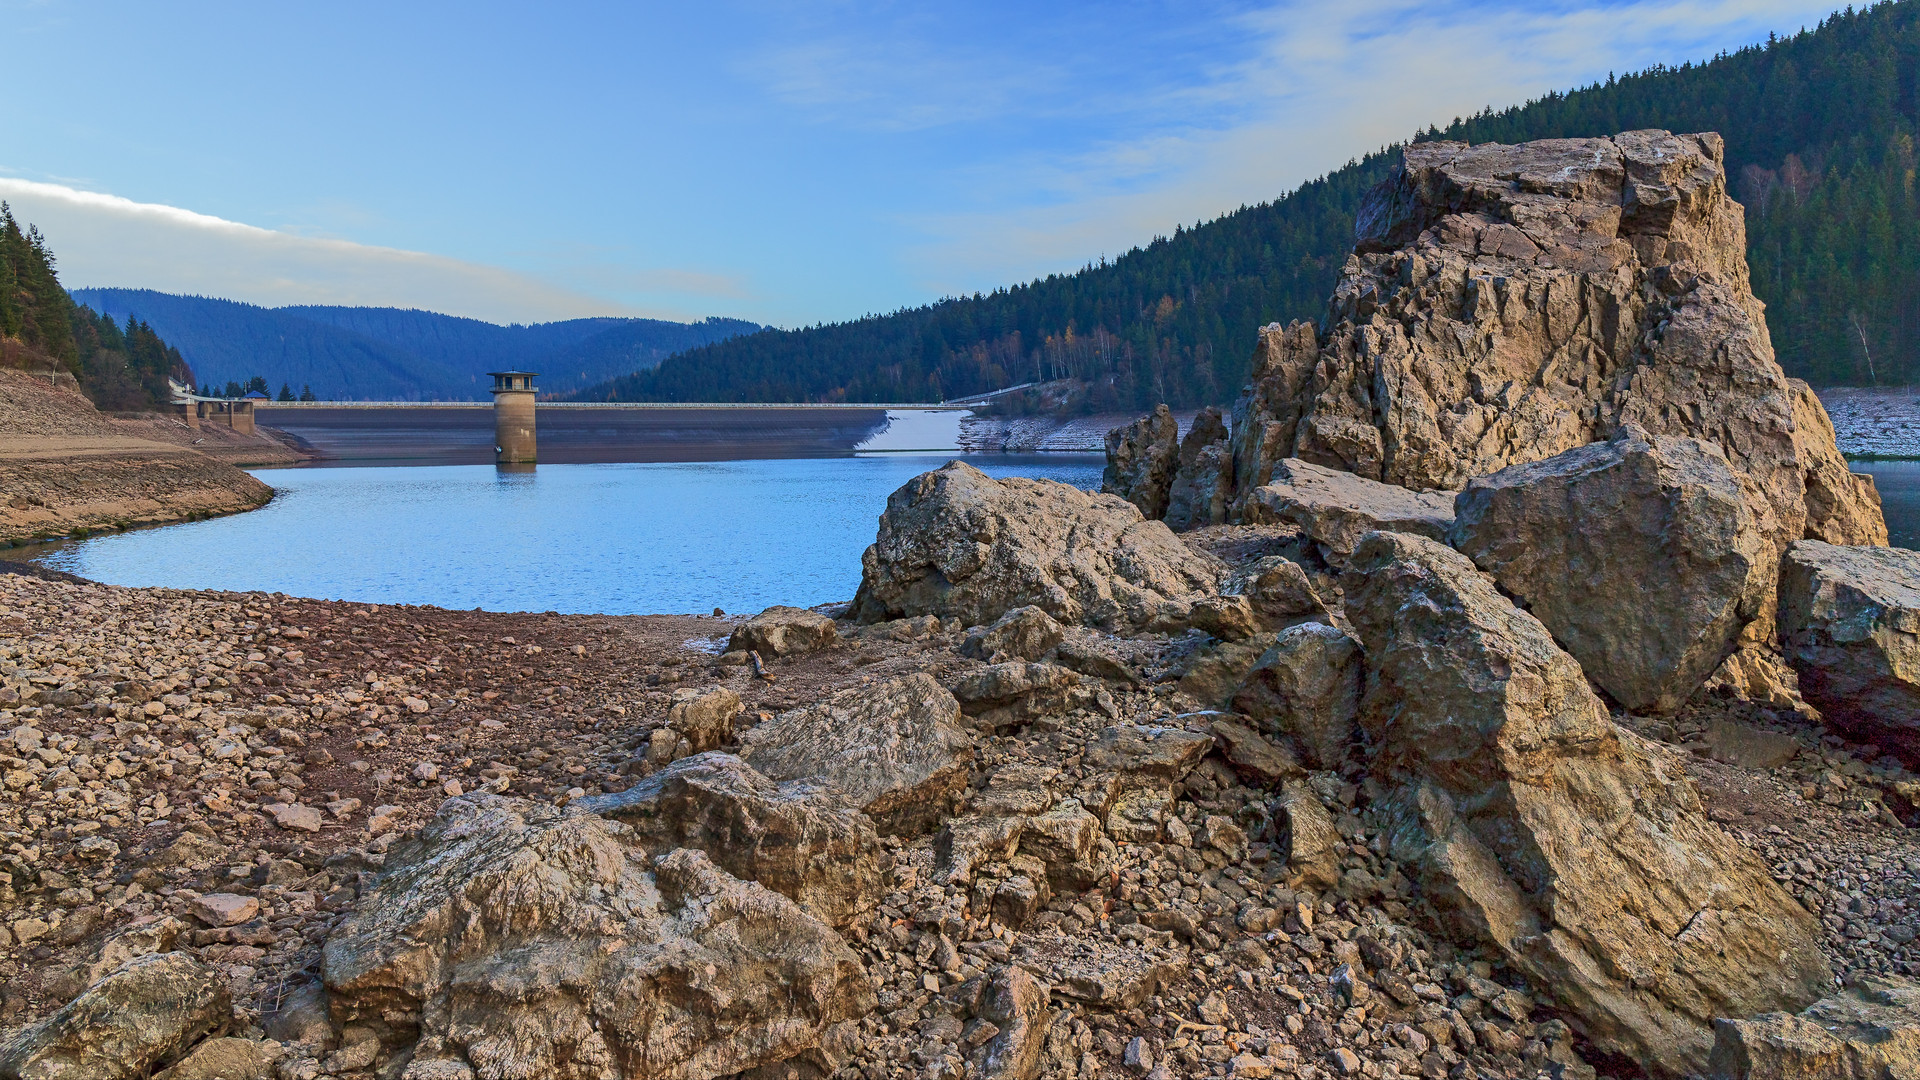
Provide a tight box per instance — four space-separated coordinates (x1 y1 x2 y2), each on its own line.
1164 407 1231 531
1345 531 1831 1075
0 952 231 1080
1076 722 1214 843
1708 976 1920 1080
1246 459 1455 563
1779 541 1920 760
1101 404 1178 519
321 795 875 1080
853 461 1224 631
580 752 888 928
1450 426 1769 713
1122 131 1885 619
740 673 976 834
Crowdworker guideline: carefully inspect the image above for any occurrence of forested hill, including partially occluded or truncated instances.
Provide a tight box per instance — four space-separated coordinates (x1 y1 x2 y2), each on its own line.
72 288 760 400
574 1 1920 407
2 206 194 411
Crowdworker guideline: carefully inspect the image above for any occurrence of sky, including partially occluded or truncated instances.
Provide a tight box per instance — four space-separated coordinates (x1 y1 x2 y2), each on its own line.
0 0 1857 328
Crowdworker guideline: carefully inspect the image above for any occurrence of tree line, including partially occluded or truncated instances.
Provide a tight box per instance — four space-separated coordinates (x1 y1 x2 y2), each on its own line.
572 0 1920 408
2 203 195 411
3 205 324 410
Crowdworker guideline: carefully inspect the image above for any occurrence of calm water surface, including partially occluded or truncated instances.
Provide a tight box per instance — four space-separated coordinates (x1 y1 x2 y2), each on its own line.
20 455 1103 615
22 455 1915 614
1858 460 1920 550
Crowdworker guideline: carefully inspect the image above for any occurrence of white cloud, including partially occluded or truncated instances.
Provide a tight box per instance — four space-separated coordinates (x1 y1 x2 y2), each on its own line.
901 0 1845 292
0 178 654 324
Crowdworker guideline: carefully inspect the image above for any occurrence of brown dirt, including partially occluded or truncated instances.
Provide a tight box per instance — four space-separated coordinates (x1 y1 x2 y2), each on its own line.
0 370 303 545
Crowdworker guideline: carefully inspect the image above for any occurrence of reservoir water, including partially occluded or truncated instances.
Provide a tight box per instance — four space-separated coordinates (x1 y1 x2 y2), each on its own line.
13 455 1918 615
14 455 1103 615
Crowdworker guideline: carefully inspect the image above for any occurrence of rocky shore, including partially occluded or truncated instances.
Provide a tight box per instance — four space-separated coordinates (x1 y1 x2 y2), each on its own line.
0 370 303 547
6 129 1920 1080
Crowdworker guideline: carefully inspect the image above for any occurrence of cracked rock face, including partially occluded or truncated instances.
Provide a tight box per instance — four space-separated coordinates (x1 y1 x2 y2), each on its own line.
1102 405 1179 520
1450 426 1770 714
0 951 231 1080
853 461 1224 633
320 795 875 1080
1708 975 1920 1080
580 751 888 928
1345 531 1831 1076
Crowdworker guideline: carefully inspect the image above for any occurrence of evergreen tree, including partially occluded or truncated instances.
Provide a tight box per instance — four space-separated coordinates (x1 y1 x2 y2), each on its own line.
278 382 295 401
299 384 317 401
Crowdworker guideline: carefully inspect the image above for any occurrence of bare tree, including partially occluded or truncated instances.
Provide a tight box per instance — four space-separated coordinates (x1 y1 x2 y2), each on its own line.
1848 310 1880 386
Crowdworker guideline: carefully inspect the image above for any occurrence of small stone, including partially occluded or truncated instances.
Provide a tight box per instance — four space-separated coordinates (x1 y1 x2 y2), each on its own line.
191 892 260 927
412 762 440 781
266 802 324 832
10 917 49 944
442 779 464 797
1125 1036 1154 1075
1198 991 1231 1025
1330 1047 1363 1075
367 805 403 835
405 696 430 714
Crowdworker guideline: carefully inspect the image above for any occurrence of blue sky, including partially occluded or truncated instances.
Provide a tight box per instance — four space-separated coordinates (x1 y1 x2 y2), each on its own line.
0 0 1854 327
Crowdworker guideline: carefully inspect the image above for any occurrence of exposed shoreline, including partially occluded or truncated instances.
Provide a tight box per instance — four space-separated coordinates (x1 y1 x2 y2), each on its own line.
0 370 307 547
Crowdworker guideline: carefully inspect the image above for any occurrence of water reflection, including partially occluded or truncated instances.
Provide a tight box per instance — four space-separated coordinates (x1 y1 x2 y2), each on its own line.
19 455 1104 615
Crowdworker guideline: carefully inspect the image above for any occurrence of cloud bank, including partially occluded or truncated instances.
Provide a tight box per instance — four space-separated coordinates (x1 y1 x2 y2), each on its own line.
0 178 641 324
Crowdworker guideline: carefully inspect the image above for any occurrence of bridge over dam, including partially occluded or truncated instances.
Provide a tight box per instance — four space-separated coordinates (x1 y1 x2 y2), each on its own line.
251 402 989 466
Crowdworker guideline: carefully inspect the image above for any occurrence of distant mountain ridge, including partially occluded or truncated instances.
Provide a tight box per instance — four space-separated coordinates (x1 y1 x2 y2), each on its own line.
69 288 759 400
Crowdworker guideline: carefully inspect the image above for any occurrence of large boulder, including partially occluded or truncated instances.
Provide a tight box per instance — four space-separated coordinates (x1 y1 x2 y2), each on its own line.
580 752 888 928
853 461 1223 631
1450 427 1769 713
321 795 875 1080
729 606 837 658
1345 531 1830 1076
739 673 975 834
1779 541 1920 759
0 952 232 1080
1230 622 1363 770
1708 976 1920 1080
1210 133 1883 665
1101 404 1179 519
1246 458 1455 562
